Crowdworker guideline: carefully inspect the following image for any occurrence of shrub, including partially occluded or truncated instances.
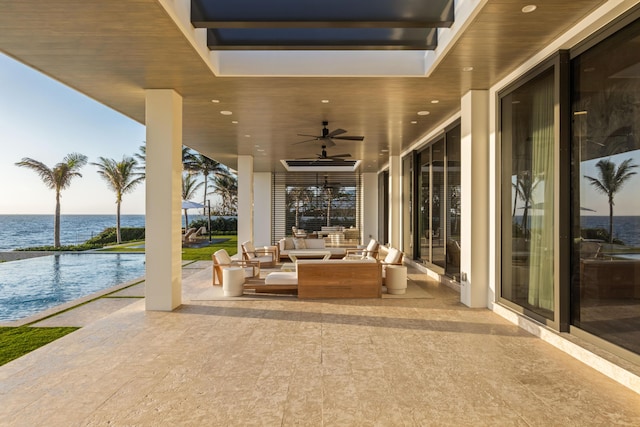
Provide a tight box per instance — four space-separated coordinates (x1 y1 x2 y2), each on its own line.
190 217 237 233
85 227 145 245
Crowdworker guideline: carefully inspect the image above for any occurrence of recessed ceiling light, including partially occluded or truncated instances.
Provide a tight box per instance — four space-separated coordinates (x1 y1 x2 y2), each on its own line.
321 99 330 103
417 111 430 116
411 120 418 124
231 120 238 124
522 5 537 13
211 99 220 103
257 148 265 152
220 111 232 115
381 149 389 152
244 134 251 138
462 66 474 72
431 100 439 104
584 67 595 72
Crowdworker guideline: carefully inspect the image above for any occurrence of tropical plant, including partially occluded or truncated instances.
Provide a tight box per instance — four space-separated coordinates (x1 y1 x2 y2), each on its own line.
584 158 638 243
15 153 88 248
183 149 227 212
182 173 204 228
286 186 313 228
92 156 144 244
134 142 193 179
210 173 238 215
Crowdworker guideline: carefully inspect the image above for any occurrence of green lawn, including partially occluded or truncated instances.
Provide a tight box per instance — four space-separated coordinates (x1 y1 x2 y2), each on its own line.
96 235 239 260
0 326 79 366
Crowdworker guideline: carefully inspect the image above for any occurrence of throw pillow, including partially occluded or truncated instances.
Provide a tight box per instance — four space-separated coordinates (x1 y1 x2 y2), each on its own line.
294 238 307 249
284 237 295 250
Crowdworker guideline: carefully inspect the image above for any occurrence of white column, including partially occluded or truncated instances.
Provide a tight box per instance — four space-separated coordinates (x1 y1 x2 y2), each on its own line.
460 90 490 308
144 90 182 311
388 155 402 248
361 172 378 242
254 172 272 245
237 155 254 256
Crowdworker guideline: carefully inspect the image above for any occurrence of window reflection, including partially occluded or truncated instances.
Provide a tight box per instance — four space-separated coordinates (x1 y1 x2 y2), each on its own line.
571 19 640 355
501 68 555 320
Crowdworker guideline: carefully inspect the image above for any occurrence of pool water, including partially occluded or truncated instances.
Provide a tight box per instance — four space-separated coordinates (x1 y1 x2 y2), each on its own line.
0 253 145 322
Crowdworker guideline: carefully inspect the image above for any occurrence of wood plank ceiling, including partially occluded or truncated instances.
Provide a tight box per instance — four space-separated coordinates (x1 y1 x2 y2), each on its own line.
0 0 607 173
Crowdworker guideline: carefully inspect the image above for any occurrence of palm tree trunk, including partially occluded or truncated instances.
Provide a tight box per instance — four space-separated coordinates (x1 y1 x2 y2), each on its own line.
184 208 189 230
116 200 122 244
54 190 61 248
609 198 614 243
202 174 208 216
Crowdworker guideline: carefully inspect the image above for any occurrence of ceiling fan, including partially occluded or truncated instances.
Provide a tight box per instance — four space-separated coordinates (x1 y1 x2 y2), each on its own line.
317 174 340 190
316 145 352 161
294 121 364 147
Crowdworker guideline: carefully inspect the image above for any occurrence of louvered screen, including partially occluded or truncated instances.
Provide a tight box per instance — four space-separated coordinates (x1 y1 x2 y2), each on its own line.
272 172 361 243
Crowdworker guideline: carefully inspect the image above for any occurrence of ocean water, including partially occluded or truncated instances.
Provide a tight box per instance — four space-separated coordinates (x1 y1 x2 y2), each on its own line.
581 216 640 246
0 215 146 251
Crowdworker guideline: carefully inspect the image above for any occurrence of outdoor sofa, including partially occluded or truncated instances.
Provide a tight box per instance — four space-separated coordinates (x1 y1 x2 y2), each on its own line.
278 237 346 260
264 258 382 298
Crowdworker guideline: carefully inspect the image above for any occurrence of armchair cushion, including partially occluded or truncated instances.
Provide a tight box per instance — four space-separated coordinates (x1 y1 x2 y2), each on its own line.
383 247 402 265
242 240 257 259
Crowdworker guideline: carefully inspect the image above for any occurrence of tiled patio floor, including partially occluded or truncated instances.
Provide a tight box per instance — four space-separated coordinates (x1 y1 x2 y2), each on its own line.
1 263 639 426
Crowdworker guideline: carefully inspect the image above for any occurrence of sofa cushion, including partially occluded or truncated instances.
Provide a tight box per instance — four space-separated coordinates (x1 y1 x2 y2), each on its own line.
304 239 326 249
265 272 298 285
294 238 307 249
279 237 295 251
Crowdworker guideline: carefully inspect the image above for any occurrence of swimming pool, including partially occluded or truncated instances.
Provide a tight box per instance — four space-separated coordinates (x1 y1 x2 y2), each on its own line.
0 253 145 322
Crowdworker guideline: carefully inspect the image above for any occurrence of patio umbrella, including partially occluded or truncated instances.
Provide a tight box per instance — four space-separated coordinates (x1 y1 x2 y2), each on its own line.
182 200 205 210
182 200 205 229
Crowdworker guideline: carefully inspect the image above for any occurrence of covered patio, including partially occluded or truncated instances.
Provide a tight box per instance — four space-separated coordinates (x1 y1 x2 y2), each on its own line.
2 264 639 425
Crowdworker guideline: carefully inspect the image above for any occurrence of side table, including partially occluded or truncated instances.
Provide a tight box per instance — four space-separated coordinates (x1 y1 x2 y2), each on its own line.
385 265 407 295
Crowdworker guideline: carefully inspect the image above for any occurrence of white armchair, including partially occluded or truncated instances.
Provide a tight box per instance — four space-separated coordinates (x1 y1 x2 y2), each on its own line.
241 241 277 268
212 249 260 285
343 238 379 260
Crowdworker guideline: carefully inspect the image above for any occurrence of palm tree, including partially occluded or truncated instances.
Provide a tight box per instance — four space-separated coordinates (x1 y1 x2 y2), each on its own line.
513 171 539 231
92 156 144 244
15 153 88 248
182 173 204 228
210 173 237 215
183 150 227 211
134 143 192 179
286 187 313 228
584 158 638 243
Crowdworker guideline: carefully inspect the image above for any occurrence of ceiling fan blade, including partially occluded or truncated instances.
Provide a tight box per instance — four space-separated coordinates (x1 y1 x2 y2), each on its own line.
293 138 319 145
329 153 351 158
323 139 336 147
326 128 347 138
332 135 365 141
297 133 321 138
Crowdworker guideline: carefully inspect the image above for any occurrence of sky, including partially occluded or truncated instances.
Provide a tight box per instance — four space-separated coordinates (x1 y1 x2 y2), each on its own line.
0 53 147 215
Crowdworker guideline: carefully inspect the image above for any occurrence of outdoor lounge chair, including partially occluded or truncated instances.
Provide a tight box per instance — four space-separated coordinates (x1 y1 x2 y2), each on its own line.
212 249 260 286
182 227 197 244
291 226 307 238
343 238 379 260
379 246 404 284
241 240 277 268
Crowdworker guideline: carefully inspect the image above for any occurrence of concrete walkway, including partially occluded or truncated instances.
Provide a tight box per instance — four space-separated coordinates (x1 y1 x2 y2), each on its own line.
1 265 640 426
